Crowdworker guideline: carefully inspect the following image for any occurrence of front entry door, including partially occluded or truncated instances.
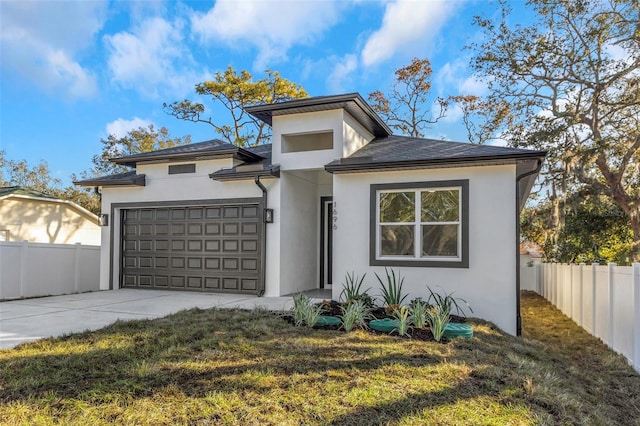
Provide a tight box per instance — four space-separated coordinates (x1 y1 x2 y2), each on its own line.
320 197 333 289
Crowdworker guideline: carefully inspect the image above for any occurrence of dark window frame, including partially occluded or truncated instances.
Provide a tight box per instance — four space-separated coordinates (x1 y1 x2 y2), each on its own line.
369 180 469 268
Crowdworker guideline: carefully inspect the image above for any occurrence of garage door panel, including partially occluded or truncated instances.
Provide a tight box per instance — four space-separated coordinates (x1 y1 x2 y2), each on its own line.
121 202 262 294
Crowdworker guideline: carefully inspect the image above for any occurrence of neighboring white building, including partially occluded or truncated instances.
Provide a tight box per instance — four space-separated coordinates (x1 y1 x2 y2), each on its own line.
0 186 100 245
76 93 545 335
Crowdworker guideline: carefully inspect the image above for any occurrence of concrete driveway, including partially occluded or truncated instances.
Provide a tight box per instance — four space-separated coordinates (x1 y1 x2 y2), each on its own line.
0 289 302 349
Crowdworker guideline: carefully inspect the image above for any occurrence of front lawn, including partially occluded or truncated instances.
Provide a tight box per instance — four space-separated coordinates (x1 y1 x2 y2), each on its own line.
1 292 639 425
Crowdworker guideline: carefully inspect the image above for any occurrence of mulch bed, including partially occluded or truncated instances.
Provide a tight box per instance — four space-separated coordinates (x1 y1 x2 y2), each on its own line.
281 300 468 342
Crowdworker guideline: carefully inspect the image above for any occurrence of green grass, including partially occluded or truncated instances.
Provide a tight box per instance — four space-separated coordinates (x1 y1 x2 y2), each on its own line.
1 292 639 425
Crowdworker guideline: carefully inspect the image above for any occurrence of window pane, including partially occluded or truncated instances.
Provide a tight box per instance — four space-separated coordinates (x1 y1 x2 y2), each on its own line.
422 224 458 257
421 189 459 222
380 225 415 256
379 192 415 223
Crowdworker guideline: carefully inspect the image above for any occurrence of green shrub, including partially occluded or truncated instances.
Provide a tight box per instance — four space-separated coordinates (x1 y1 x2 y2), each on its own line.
393 305 411 337
292 293 324 328
426 286 473 318
427 306 450 342
340 299 371 332
375 267 407 312
408 298 428 329
339 272 373 307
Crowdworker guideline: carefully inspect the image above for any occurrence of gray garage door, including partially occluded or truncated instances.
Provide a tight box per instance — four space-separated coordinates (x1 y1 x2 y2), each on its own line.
121 202 262 294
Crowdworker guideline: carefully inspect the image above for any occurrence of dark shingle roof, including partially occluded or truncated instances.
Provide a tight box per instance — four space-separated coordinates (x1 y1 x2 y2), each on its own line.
73 171 146 187
245 93 392 138
209 144 279 181
111 139 265 167
325 135 547 173
0 186 57 199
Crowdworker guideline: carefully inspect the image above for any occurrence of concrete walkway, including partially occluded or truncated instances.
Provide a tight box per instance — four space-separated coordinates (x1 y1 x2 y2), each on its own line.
0 289 313 350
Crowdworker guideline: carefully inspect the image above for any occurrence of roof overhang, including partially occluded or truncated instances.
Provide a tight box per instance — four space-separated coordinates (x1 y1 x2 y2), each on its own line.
73 174 146 187
325 152 547 174
111 148 262 168
210 165 281 182
245 93 392 138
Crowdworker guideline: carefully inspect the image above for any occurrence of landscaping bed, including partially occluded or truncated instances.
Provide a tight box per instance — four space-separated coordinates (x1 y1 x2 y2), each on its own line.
287 269 474 342
281 300 468 342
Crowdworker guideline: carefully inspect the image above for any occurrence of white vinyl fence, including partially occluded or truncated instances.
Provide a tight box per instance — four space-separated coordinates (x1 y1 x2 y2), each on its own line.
530 262 640 373
0 241 100 300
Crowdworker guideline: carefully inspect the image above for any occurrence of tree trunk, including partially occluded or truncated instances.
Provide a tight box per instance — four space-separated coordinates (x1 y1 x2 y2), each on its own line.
629 211 640 263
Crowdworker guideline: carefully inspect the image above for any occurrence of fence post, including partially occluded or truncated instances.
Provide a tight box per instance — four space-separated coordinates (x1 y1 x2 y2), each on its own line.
592 263 599 339
608 262 617 347
633 263 640 373
568 264 574 318
0 241 3 300
578 263 585 327
74 243 81 293
552 263 557 305
20 240 29 298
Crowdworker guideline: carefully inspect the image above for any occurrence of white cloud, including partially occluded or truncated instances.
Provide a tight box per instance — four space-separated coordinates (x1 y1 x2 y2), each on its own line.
0 1 106 99
191 0 346 69
361 0 460 67
104 17 206 98
436 59 488 97
327 54 359 93
105 117 153 139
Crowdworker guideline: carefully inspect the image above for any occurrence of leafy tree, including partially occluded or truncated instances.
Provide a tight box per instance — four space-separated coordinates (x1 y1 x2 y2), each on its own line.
90 124 190 177
0 150 61 193
164 66 308 147
522 192 634 265
468 0 640 261
368 58 448 138
448 95 513 145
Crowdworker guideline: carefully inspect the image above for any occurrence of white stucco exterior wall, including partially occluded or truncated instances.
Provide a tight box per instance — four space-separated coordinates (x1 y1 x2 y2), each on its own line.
98 158 281 295
278 171 321 295
272 110 344 170
342 112 374 157
331 164 519 335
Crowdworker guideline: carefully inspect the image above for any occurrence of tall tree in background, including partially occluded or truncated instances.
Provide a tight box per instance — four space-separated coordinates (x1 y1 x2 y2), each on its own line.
68 124 190 214
0 150 61 193
468 0 640 261
164 66 308 147
368 58 448 138
89 124 190 177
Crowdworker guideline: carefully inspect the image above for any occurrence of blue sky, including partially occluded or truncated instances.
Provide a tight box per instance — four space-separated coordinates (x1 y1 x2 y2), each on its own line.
0 0 527 185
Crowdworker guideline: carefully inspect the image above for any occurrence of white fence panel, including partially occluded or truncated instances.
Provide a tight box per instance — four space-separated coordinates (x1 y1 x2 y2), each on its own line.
594 265 610 344
531 262 640 374
582 264 595 335
612 266 634 363
0 241 100 300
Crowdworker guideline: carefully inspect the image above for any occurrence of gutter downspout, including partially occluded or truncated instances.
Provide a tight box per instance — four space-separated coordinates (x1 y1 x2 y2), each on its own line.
254 176 268 297
515 159 543 336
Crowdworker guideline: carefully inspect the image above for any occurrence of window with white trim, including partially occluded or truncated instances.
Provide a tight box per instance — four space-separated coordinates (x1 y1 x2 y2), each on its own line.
370 180 468 268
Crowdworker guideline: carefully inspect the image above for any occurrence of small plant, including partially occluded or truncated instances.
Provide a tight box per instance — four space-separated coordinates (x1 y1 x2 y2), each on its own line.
408 298 428 329
291 292 324 327
339 272 373 306
426 286 473 318
292 293 309 326
340 299 371 332
393 305 411 337
427 305 450 342
375 267 408 312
